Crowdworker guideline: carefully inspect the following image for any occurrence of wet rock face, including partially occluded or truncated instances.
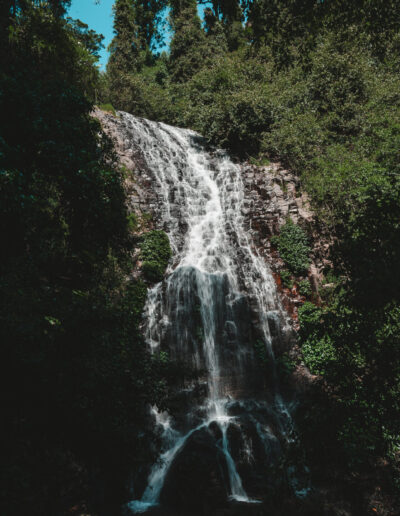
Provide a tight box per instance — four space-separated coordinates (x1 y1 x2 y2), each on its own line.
226 417 281 496
94 107 323 330
158 417 285 516
241 161 333 280
94 106 328 322
93 108 160 227
241 163 313 251
160 427 229 515
241 162 333 330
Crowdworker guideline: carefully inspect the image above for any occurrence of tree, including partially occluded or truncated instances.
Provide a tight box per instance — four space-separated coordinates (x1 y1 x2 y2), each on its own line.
170 0 198 18
133 0 168 51
108 0 141 75
66 17 104 58
106 0 143 110
0 2 168 513
200 0 244 50
247 0 400 65
168 0 206 82
199 0 242 23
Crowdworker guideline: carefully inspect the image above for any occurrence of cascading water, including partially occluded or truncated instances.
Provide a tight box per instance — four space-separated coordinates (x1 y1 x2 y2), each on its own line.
119 113 308 514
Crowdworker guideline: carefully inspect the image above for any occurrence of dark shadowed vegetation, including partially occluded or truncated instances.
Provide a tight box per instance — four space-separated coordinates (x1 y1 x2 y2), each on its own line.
0 2 172 514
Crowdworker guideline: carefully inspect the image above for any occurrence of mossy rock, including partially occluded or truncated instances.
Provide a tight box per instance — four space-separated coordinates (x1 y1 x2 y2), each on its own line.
99 103 117 116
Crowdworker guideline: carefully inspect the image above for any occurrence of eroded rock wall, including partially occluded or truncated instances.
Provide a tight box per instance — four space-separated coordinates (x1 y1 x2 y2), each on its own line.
242 162 332 322
93 107 159 229
94 108 330 328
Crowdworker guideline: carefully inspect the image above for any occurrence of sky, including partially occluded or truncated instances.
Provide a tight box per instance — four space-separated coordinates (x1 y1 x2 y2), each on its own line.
67 1 212 70
68 0 115 69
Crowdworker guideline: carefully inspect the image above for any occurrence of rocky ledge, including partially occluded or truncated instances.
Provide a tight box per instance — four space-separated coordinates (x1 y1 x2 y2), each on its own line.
242 162 332 326
93 107 159 229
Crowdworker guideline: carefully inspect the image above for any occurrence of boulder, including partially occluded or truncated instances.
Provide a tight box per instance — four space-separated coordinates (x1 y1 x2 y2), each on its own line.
160 426 229 515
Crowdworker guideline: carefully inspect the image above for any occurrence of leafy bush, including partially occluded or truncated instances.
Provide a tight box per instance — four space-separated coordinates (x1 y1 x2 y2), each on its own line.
163 52 275 156
99 103 117 116
127 212 138 232
302 334 337 376
275 219 311 275
280 269 294 289
276 352 296 380
254 339 269 366
140 230 171 282
298 279 312 297
298 302 339 378
298 296 400 467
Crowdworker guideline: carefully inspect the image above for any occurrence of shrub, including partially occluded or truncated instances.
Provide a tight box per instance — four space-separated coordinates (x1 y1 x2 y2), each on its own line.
276 352 296 380
275 219 311 275
140 230 171 283
99 103 117 116
298 279 312 297
127 212 138 232
301 334 337 376
142 261 165 283
254 339 269 366
280 269 294 289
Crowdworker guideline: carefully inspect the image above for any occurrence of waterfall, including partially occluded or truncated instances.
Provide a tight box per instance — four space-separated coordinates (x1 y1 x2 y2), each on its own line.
119 113 307 513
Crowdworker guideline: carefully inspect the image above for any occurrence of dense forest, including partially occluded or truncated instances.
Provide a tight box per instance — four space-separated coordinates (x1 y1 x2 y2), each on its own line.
1 0 400 515
1 2 171 514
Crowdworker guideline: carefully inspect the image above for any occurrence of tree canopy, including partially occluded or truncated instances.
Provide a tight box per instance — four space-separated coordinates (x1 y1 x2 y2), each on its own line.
0 2 170 514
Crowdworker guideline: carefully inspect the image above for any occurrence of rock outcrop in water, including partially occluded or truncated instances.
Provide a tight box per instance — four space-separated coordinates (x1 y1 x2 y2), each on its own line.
94 108 315 515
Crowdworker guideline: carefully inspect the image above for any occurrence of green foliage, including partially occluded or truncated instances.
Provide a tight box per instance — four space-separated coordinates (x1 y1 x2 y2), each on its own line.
99 102 117 115
279 269 293 289
104 0 169 111
254 339 269 366
106 0 143 111
302 335 337 377
108 0 141 74
168 1 208 83
276 352 296 380
133 0 168 50
247 0 400 67
307 137 400 303
127 212 139 231
140 230 172 282
319 270 342 303
172 52 274 155
0 3 168 514
298 296 400 468
274 219 311 276
249 155 270 166
298 279 311 298
66 17 104 58
141 211 153 223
